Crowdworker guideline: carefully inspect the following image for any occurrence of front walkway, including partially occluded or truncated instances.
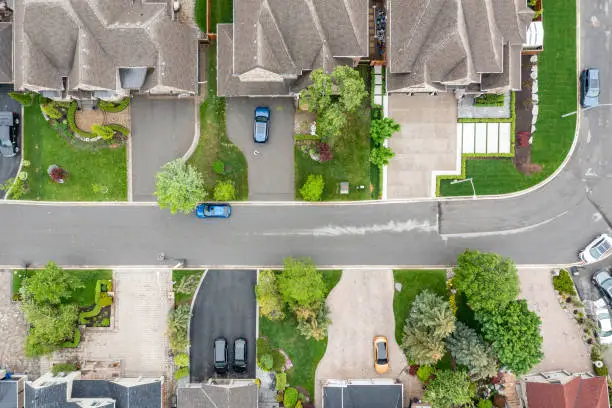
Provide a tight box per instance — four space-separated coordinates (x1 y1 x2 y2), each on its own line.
387 94 459 198
315 269 420 408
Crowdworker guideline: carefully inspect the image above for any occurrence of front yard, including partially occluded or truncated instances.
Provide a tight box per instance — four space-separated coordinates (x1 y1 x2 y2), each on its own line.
259 270 342 397
187 44 248 200
439 0 576 196
20 101 127 201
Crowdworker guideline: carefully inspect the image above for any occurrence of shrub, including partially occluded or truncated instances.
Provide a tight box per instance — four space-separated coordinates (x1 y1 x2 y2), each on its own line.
295 401 303 408
474 93 505 107
477 399 494 408
294 134 321 141
101 317 110 326
408 364 419 376
275 372 287 391
370 117 400 146
369 146 395 166
174 353 189 367
272 349 286 372
257 337 271 358
175 274 201 295
9 92 33 106
98 98 130 113
553 270 576 296
41 103 63 120
300 174 324 201
259 354 273 371
256 270 285 321
107 123 130 136
174 366 189 380
317 142 333 162
213 180 236 201
594 361 609 377
49 166 67 183
283 387 299 408
416 365 436 383
91 124 116 141
51 363 77 375
62 328 81 348
212 160 225 175
296 303 331 341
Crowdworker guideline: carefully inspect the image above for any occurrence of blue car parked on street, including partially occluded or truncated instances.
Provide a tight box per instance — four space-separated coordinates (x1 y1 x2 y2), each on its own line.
196 203 232 219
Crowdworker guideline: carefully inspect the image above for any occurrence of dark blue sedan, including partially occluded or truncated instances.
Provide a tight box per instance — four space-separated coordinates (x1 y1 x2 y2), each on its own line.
195 203 232 219
253 106 270 143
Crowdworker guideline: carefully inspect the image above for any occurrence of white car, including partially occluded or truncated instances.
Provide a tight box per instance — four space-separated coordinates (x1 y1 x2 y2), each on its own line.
596 306 612 345
580 234 612 264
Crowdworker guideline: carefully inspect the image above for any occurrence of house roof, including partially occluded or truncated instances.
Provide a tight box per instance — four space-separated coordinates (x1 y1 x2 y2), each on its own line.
14 0 196 95
323 384 403 408
178 381 258 408
0 381 17 408
0 23 12 83
386 0 533 93
218 0 367 97
526 376 609 408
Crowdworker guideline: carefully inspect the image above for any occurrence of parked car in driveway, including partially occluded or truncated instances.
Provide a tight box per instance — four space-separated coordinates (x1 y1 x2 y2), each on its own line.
233 338 247 372
580 234 612 264
580 68 600 108
373 336 389 374
253 106 270 143
213 337 228 374
593 270 612 306
595 306 612 345
196 203 231 219
0 112 19 158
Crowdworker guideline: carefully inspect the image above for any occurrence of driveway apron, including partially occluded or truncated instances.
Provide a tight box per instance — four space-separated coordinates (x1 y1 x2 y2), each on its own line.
226 98 295 201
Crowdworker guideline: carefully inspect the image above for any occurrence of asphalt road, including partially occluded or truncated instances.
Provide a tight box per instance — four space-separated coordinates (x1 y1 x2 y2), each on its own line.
189 270 256 381
0 4 610 267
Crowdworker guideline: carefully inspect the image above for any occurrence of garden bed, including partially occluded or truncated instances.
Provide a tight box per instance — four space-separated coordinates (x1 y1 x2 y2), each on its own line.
82 305 111 327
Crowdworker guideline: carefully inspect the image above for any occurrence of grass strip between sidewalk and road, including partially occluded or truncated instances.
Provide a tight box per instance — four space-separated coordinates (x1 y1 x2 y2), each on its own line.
259 270 342 398
439 0 576 196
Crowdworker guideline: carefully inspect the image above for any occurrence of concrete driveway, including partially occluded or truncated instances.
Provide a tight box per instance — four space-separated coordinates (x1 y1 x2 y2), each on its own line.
226 98 294 201
387 94 459 198
130 96 195 201
315 269 411 407
518 268 590 373
189 270 257 381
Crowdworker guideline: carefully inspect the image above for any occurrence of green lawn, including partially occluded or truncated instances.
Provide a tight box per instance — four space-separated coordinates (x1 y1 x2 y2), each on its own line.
21 103 127 201
172 270 205 306
259 270 342 398
12 269 112 307
440 0 576 196
187 44 248 200
392 269 447 345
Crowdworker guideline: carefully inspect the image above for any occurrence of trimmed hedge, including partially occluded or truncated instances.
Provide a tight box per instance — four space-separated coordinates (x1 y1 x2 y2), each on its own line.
284 387 299 408
51 363 77 375
67 102 95 138
174 366 189 380
474 93 505 107
294 133 321 141
98 98 130 113
107 123 130 136
79 280 113 325
275 372 287 391
62 328 81 348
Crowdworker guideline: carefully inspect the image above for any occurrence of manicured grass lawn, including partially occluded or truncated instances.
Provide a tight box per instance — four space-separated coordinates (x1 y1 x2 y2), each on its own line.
187 44 248 200
440 0 576 196
172 270 205 306
12 269 112 307
392 269 447 345
21 103 127 201
259 270 342 398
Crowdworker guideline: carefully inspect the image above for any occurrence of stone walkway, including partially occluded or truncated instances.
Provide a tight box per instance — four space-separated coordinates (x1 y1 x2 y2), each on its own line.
457 92 511 119
103 108 131 129
75 108 104 132
0 270 41 377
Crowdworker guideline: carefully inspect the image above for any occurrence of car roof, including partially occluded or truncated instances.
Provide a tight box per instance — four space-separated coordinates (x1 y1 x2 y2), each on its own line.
589 68 600 79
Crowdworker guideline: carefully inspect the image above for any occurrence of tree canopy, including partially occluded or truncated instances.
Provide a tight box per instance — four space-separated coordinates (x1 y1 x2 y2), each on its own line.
277 257 326 310
477 299 543 375
423 370 475 408
22 301 79 356
22 262 83 305
453 249 519 312
155 159 207 214
446 322 498 379
255 270 286 320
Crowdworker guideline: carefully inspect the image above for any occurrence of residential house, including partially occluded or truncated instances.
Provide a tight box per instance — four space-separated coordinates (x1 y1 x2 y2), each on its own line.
11 0 197 101
25 371 163 408
517 370 610 408
322 379 403 408
386 0 535 95
0 371 26 408
178 379 258 408
216 0 368 97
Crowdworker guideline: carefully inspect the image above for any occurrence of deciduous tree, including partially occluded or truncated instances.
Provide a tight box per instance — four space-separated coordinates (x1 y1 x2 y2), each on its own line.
477 299 543 375
22 301 80 356
255 270 285 321
370 117 400 145
369 146 395 166
454 249 519 312
333 65 368 113
446 322 498 379
423 370 475 408
22 262 84 305
155 159 207 214
277 257 325 310
300 69 333 113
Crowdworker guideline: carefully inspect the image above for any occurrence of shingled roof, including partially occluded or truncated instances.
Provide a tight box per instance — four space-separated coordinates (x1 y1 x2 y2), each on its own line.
217 0 368 97
386 0 534 93
526 376 609 408
13 0 196 98
178 381 258 408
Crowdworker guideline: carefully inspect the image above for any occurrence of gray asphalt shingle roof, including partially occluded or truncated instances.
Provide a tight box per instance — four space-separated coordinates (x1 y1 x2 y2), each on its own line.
0 23 12 83
323 384 403 408
178 382 258 408
0 381 17 408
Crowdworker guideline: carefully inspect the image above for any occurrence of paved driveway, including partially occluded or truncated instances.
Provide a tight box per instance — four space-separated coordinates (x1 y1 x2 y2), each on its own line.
315 269 415 408
518 268 590 373
0 85 21 191
130 96 195 201
226 98 294 201
387 94 459 198
190 269 257 381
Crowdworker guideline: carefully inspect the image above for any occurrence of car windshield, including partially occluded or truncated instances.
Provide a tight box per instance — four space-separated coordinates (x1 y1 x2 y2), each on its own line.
255 115 268 122
590 239 611 259
376 342 387 362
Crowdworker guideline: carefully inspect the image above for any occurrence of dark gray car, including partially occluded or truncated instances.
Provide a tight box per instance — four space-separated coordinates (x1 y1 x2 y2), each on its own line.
593 270 612 306
213 337 228 374
0 112 18 158
233 338 247 372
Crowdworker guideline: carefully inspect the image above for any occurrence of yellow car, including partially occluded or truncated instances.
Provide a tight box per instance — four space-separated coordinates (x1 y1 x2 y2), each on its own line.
374 336 389 374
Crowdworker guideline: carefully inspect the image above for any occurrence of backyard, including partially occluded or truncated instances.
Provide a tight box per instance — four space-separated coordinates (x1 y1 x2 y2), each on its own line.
187 44 248 200
20 102 127 201
439 0 576 196
259 270 342 397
